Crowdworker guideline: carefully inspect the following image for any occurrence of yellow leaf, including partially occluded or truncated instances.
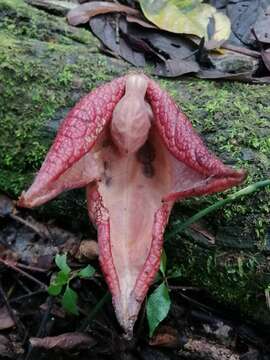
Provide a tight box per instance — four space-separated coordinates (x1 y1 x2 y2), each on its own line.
139 0 231 44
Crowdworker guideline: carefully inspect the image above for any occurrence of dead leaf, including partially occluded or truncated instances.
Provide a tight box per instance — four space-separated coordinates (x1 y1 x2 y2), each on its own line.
0 335 23 358
90 15 146 67
30 332 96 351
0 306 15 330
67 1 139 26
138 0 231 44
251 28 270 73
126 14 156 29
261 49 270 72
75 239 99 261
149 325 179 348
225 0 270 47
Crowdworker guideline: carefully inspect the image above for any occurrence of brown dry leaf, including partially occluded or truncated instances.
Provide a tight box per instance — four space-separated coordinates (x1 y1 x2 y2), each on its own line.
182 338 239 360
0 306 15 330
67 1 139 26
75 239 99 261
0 335 23 358
149 325 179 348
30 332 96 351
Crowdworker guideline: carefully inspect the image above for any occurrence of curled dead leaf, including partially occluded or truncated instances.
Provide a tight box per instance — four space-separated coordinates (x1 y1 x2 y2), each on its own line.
67 1 139 26
75 239 99 261
30 332 96 351
149 325 180 348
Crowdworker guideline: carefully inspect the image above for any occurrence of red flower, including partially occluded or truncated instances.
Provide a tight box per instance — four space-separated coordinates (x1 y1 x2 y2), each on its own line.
18 74 246 336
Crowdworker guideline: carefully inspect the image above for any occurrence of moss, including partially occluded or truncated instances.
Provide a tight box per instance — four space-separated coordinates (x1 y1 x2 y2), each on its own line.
167 238 270 325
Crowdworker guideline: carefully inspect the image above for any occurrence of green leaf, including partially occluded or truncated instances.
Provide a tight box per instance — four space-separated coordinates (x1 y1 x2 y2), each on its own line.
48 283 62 296
55 253 71 275
62 285 79 315
78 265 95 279
147 282 171 337
48 270 69 296
159 250 167 277
55 270 69 285
138 0 230 43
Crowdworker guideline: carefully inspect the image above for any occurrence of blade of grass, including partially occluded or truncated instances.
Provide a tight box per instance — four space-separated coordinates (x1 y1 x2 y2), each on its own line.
167 179 270 240
79 291 111 331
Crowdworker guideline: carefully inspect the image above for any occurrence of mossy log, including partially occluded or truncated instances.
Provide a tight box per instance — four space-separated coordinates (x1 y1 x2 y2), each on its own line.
0 0 270 325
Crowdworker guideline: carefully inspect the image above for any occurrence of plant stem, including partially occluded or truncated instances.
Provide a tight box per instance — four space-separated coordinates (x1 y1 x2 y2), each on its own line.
167 179 270 240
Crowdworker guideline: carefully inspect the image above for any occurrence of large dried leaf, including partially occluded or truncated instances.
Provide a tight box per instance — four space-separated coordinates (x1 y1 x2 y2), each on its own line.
67 1 139 26
90 14 199 76
228 0 270 46
30 332 96 350
138 0 231 43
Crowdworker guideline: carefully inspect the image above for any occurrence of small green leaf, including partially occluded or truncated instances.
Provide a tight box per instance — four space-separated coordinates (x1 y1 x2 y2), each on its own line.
78 265 95 279
62 285 79 315
55 254 71 275
48 283 62 296
147 282 171 337
55 270 69 285
48 270 69 296
159 250 167 277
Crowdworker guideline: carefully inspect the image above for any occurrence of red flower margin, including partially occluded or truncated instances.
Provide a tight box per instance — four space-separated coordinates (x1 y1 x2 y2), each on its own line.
18 74 246 337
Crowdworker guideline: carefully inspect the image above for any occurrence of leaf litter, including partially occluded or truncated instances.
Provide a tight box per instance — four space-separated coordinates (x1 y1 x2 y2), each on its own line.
1 190 270 358
64 0 270 82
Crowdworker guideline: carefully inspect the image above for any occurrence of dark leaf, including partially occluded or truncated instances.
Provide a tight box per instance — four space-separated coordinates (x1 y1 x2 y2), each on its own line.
126 14 156 29
227 1 270 47
155 59 199 77
251 28 270 72
67 1 139 26
90 15 145 67
0 306 15 330
30 332 96 350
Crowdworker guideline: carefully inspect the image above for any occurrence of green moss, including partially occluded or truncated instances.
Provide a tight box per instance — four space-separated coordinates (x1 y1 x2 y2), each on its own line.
167 238 270 324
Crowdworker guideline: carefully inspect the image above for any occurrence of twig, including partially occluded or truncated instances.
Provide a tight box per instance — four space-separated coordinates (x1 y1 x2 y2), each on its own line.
0 258 48 290
167 179 270 240
24 297 53 360
0 280 25 337
10 289 46 304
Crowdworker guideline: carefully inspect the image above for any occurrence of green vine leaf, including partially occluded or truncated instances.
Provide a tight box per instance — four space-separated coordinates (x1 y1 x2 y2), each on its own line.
147 281 171 337
62 285 79 315
55 254 71 275
78 265 95 279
